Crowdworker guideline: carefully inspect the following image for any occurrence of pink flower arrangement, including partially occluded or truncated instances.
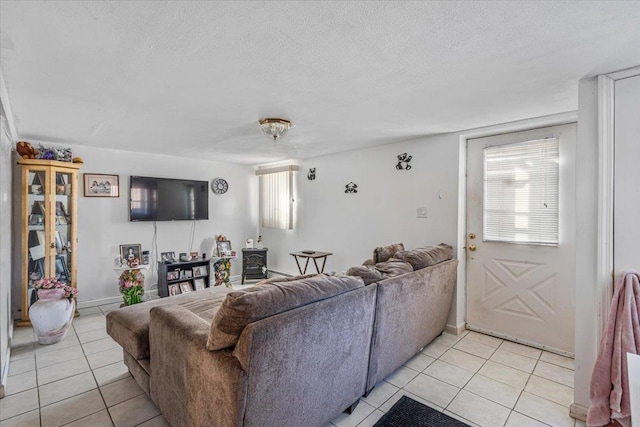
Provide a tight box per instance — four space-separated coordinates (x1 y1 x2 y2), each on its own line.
32 277 78 301
119 270 144 305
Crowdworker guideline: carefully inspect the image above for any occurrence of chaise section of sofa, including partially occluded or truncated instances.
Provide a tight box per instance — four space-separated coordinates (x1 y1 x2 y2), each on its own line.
107 286 235 395
149 275 377 427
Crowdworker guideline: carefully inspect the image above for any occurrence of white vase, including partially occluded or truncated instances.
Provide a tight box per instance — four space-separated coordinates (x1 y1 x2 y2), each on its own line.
29 289 75 345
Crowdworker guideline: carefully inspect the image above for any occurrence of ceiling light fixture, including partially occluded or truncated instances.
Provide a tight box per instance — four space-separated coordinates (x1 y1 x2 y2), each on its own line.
259 118 292 141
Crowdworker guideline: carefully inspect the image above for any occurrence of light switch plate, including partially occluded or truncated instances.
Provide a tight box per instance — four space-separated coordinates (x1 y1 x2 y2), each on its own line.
417 207 427 218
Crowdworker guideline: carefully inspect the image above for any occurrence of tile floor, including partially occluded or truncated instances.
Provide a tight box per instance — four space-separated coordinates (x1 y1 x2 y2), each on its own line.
2 299 587 427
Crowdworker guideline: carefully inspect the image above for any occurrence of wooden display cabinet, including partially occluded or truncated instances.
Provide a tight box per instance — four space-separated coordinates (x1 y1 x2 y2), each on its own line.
18 159 81 325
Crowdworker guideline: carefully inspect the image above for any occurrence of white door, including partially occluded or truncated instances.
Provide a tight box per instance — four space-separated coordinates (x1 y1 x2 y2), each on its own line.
614 74 640 274
466 124 576 354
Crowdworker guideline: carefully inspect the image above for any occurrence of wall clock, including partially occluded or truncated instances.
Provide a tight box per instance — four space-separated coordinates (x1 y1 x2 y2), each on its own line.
211 178 228 195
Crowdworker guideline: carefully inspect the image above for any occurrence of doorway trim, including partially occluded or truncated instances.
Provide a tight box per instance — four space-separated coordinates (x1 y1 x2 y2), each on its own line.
453 112 578 335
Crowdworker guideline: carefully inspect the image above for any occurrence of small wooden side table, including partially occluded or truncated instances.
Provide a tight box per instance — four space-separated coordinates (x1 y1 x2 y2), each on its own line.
289 251 333 275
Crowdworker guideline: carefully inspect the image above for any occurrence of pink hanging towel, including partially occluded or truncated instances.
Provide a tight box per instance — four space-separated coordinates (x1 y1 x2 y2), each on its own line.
587 272 640 427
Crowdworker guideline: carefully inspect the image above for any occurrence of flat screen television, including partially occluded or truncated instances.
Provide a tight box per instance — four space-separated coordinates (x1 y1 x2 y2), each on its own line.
129 176 209 221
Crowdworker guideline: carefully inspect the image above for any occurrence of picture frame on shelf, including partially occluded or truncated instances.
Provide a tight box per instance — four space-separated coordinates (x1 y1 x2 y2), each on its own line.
55 201 67 217
55 231 64 251
194 278 205 291
216 240 231 257
189 251 199 260
36 230 46 246
192 266 207 277
167 271 179 281
168 284 180 296
161 252 176 262
55 255 70 281
28 214 43 225
33 201 46 216
83 173 119 197
179 282 193 293
120 244 142 267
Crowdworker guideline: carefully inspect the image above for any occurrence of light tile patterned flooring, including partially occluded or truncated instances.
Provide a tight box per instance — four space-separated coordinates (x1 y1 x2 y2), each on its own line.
2 302 587 427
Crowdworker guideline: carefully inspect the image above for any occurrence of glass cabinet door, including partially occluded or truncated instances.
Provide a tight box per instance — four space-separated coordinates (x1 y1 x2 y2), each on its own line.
26 169 48 307
54 171 73 285
19 159 80 325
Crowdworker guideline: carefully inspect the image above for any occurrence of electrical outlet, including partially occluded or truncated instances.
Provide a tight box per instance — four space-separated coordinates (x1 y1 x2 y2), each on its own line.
416 207 427 218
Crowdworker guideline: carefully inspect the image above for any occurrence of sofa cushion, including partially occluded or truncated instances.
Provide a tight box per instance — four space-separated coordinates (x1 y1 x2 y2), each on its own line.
206 275 364 351
107 286 233 359
394 243 454 270
375 259 413 278
346 265 384 285
373 243 405 264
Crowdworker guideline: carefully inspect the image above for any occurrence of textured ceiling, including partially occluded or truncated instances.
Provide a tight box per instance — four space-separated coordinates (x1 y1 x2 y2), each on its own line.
1 1 639 164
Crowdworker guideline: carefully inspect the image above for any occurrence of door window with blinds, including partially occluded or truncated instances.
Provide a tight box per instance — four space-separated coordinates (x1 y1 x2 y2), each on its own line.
483 138 559 246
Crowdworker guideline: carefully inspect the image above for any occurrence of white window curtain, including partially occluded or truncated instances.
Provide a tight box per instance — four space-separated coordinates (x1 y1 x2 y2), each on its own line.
256 165 298 230
483 138 559 246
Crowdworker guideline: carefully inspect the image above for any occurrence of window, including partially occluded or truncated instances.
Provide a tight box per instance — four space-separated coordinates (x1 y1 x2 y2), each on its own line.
483 138 559 246
256 165 298 230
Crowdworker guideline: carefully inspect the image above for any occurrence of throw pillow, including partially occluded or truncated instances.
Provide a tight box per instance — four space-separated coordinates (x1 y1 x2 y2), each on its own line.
373 242 405 264
394 243 454 270
206 274 364 351
345 265 384 285
375 259 413 278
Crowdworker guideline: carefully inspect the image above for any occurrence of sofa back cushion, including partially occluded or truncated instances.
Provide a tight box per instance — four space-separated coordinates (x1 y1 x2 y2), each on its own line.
373 242 405 264
346 265 384 285
394 243 454 270
206 274 364 350
375 259 413 278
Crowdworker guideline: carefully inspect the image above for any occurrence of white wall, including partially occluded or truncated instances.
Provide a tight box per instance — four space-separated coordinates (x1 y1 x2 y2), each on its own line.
259 134 461 323
11 145 257 311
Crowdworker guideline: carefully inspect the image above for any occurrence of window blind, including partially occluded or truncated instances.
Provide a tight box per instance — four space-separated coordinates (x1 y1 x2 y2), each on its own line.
483 138 559 246
257 165 298 230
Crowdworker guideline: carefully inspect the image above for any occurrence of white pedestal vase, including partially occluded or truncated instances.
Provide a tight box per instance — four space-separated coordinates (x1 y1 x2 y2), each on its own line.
29 288 75 345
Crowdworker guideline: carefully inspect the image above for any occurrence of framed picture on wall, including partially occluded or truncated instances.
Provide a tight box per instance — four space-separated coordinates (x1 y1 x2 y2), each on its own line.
83 173 119 197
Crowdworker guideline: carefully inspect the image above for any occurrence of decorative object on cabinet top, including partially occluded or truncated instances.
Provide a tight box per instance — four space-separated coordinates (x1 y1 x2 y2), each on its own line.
16 141 77 162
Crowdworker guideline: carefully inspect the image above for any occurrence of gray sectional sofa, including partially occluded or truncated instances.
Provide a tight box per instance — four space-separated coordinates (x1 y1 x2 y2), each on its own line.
106 243 457 427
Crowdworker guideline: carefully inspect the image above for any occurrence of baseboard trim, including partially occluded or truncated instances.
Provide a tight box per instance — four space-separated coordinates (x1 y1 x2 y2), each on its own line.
570 403 588 421
444 323 466 336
